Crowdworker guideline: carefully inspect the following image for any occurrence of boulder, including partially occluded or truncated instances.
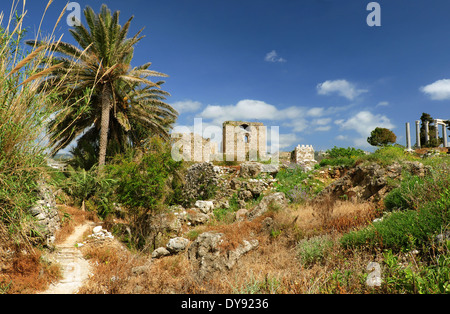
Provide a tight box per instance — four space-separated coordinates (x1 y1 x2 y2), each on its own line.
166 237 190 254
247 192 287 220
246 180 268 197
188 232 259 279
186 210 210 225
240 162 263 178
261 164 279 176
194 200 214 214
152 247 171 259
235 208 249 222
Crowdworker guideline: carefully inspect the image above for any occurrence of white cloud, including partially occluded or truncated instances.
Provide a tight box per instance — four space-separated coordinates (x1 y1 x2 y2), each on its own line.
171 100 202 113
317 79 368 100
315 126 331 132
271 133 301 150
264 50 286 63
335 135 348 141
314 118 332 126
420 79 450 100
376 101 389 107
306 107 325 117
335 111 395 147
200 99 303 125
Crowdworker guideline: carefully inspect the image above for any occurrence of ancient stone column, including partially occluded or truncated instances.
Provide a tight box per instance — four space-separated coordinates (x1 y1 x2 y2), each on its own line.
415 120 421 148
406 123 412 151
442 124 448 147
425 121 430 144
435 119 439 142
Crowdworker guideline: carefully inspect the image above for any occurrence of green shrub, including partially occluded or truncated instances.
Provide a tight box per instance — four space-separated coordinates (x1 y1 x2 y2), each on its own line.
106 144 183 215
383 250 450 294
319 157 356 168
318 146 365 168
359 146 418 165
326 146 366 159
341 188 450 252
384 164 450 212
275 166 323 203
297 235 333 267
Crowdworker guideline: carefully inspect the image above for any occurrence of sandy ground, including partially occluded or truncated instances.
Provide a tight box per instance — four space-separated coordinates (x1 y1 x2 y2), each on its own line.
40 222 96 294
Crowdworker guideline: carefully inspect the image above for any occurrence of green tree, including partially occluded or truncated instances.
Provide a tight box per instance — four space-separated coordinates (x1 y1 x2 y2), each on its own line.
27 5 177 169
419 113 443 148
367 127 397 147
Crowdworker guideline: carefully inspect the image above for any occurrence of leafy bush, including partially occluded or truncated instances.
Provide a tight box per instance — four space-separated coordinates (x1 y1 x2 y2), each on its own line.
319 157 356 168
326 146 366 159
359 146 418 165
341 188 450 252
384 163 450 212
275 166 323 203
106 143 183 215
319 146 365 168
383 250 450 294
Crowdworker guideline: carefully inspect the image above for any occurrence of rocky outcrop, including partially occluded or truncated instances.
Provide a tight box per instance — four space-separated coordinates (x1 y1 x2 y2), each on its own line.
188 232 259 279
247 192 288 220
29 182 60 246
182 162 220 205
315 161 428 203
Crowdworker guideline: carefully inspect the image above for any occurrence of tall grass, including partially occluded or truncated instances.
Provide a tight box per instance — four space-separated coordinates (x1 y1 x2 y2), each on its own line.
0 0 67 249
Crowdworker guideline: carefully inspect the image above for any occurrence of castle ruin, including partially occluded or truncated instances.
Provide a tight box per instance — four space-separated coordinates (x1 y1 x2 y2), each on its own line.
222 121 267 162
291 144 317 171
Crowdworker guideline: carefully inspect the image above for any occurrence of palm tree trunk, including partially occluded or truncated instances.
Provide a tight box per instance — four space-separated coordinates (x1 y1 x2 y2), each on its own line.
99 83 112 170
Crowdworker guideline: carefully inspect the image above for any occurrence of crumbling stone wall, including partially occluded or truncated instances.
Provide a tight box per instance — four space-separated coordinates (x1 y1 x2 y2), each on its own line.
291 144 317 171
171 132 218 162
223 121 266 162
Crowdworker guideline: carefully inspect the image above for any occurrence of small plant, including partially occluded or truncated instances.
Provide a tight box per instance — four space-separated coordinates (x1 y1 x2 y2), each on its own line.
297 235 333 267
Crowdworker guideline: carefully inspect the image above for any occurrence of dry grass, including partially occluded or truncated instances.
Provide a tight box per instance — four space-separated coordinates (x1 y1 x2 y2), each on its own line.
75 198 379 294
54 205 99 244
0 243 60 294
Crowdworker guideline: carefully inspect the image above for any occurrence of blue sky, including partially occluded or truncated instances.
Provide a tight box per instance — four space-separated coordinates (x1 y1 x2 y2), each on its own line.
4 0 450 152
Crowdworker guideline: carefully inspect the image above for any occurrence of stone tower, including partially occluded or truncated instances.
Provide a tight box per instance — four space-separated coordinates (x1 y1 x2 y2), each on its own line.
222 121 267 161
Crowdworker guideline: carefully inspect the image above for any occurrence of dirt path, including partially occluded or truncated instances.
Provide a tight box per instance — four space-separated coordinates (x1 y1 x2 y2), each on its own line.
40 221 96 294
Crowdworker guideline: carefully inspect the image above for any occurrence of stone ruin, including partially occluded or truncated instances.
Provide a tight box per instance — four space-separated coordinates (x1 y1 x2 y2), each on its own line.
171 132 219 162
290 144 317 171
222 121 267 162
405 118 449 150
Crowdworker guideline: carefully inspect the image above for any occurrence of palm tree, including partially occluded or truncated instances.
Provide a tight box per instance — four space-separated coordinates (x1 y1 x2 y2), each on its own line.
27 4 177 169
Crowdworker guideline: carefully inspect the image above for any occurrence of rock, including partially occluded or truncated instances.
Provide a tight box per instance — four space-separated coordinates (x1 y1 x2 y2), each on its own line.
235 208 248 222
28 182 60 246
149 212 182 234
93 226 103 234
166 237 190 254
152 247 171 259
182 162 219 205
186 210 210 225
224 239 259 270
131 265 149 276
366 262 382 288
238 189 253 201
195 200 214 214
240 162 263 178
316 162 408 203
247 192 287 220
246 180 268 197
188 232 258 279
261 164 279 176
